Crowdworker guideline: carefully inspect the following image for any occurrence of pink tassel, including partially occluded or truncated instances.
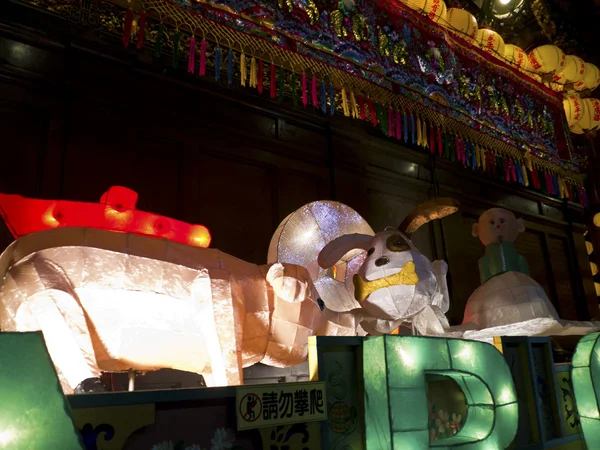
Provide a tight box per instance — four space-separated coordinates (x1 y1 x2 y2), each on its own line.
136 12 146 49
505 158 511 182
122 9 134 48
437 128 442 156
188 36 196 74
199 39 207 76
312 78 318 107
511 160 517 182
395 111 401 140
301 74 307 107
388 108 394 137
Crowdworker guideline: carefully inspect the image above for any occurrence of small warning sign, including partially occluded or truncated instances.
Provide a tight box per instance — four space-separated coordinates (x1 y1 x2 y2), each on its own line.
236 382 327 430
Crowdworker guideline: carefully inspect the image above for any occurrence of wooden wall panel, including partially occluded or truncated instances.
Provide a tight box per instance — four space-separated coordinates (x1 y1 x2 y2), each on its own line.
547 235 578 319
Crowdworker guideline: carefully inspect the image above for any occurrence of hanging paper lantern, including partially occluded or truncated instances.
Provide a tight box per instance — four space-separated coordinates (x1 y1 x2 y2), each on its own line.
575 63 600 92
401 0 427 11
578 98 600 131
476 28 505 58
556 55 587 84
528 45 566 74
570 123 585 135
428 0 447 24
591 261 598 276
504 44 530 71
563 94 585 126
587 241 594 255
445 8 478 39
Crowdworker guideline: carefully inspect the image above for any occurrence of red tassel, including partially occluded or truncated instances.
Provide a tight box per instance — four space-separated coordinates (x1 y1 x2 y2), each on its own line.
395 111 401 140
199 39 207 76
359 97 366 121
437 128 442 156
311 78 318 107
368 100 377 126
270 63 277 98
301 74 307 107
122 9 134 48
429 123 435 154
188 36 196 74
258 60 264 94
388 108 394 137
136 12 146 49
511 160 517 182
531 168 540 190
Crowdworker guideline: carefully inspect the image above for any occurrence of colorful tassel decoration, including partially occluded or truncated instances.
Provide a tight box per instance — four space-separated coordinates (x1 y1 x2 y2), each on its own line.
342 88 350 117
187 36 196 74
270 64 276 98
481 149 487 172
240 53 247 87
521 164 529 186
396 111 402 141
214 46 221 81
154 23 165 58
410 114 416 144
136 12 146 49
368 100 377 126
359 96 366 121
350 92 359 119
387 108 394 137
199 39 207 76
172 30 180 69
321 82 326 114
416 116 422 147
403 113 408 143
279 67 285 102
312 78 318 108
422 120 428 150
330 84 335 115
227 49 233 85
437 129 442 156
249 57 257 88
123 9 134 48
301 74 307 107
258 60 264 93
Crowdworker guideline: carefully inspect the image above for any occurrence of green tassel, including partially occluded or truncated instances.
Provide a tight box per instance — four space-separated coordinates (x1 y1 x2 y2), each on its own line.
291 73 298 106
154 23 165 58
278 67 285 102
172 30 180 69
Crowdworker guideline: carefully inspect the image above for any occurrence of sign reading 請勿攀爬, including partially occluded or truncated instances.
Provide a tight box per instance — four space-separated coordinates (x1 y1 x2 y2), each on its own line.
235 382 327 430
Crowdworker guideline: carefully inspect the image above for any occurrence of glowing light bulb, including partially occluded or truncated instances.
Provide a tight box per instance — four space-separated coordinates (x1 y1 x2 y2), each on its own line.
0 429 16 447
498 0 511 4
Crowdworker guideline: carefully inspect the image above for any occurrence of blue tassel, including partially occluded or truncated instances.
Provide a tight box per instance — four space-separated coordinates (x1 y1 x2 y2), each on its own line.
215 47 221 81
514 161 523 185
403 113 408 142
227 49 233 85
329 83 335 115
410 115 415 144
465 143 471 168
553 175 560 197
321 82 326 114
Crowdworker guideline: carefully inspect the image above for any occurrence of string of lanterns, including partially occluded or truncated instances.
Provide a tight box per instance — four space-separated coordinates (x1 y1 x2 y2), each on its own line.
401 0 600 135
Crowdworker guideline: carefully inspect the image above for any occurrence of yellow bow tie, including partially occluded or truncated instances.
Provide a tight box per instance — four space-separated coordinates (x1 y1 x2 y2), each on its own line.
353 261 419 303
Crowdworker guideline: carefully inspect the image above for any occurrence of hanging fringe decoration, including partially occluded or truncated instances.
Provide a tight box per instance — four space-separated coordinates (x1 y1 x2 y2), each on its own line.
214 46 221 81
368 100 377 127
429 123 434 154
172 30 180 69
240 53 247 87
301 74 307 107
521 163 529 186
359 96 366 121
199 39 207 76
249 57 257 87
187 36 196 74
403 113 408 143
410 114 416 145
270 63 277 99
342 88 350 117
279 67 285 102
387 108 394 137
350 92 359 119
123 9 134 48
437 129 443 157
258 60 264 94
154 23 165 58
416 116 422 147
396 111 402 141
136 12 146 49
227 49 233 85
329 84 335 116
320 82 326 114
312 77 318 108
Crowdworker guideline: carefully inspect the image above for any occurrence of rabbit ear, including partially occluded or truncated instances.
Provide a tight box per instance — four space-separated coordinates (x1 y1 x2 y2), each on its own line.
318 234 373 269
399 198 460 238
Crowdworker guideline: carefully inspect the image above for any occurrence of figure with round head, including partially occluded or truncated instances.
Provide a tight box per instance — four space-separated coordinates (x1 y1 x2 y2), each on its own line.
472 207 530 285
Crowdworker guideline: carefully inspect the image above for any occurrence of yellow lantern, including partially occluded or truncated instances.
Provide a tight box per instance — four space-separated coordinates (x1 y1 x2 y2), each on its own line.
578 98 600 131
575 63 599 92
401 0 427 12
563 94 585 126
426 0 447 24
591 261 599 276
557 55 586 84
476 28 505 58
594 213 600 228
528 45 566 74
587 241 594 255
571 123 585 135
596 282 600 297
445 8 478 39
504 44 530 71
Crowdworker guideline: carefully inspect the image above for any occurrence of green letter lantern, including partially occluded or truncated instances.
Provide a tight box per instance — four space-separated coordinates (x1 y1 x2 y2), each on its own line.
363 335 518 449
572 332 600 446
